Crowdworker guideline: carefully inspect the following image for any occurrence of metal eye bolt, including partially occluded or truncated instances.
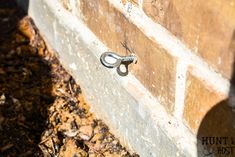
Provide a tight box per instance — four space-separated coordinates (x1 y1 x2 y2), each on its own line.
100 52 137 68
100 52 137 76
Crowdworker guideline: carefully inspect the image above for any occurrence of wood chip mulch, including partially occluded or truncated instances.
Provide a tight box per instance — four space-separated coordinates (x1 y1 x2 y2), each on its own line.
0 1 139 157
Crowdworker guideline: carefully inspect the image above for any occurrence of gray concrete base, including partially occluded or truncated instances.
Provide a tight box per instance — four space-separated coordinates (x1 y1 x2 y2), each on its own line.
17 0 200 156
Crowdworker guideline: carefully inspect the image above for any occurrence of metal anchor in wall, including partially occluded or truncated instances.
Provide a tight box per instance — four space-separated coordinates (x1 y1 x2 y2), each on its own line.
100 52 137 76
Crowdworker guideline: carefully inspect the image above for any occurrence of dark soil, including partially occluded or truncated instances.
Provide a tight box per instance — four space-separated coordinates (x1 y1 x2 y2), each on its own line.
0 1 139 157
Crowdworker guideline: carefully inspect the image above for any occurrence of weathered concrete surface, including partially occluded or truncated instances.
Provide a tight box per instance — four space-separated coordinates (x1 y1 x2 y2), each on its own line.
17 0 199 156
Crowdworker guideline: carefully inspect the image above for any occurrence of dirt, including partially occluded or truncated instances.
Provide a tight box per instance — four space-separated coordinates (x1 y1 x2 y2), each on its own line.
0 1 139 157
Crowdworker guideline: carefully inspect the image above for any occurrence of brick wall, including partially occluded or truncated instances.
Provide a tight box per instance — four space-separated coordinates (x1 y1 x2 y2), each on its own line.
60 0 235 155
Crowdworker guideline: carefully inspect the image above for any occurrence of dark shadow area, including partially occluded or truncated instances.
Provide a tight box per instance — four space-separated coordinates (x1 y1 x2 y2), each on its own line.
0 0 54 156
116 61 133 76
197 31 235 157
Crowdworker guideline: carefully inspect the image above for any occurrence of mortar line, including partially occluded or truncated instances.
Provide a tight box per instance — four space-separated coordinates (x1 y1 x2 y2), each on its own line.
174 60 188 120
108 0 230 95
138 0 143 8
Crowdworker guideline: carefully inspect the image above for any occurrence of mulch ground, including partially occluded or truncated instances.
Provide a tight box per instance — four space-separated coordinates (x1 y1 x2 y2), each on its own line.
0 1 139 156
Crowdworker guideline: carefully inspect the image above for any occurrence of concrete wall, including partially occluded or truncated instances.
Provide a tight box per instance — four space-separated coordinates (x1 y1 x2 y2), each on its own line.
18 0 235 156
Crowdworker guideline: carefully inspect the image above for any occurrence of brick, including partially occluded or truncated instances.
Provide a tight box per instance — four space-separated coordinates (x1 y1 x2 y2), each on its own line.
80 0 177 113
183 70 234 135
143 0 235 79
121 0 139 6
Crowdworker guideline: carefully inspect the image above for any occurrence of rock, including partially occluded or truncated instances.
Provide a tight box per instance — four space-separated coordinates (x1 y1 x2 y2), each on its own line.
63 130 78 137
78 125 93 141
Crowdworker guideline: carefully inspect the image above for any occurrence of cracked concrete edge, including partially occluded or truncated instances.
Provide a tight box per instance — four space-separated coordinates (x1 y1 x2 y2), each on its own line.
16 0 202 156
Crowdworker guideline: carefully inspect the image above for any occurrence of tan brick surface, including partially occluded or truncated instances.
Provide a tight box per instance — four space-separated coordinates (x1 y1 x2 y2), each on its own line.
121 0 139 6
80 0 176 113
143 0 235 78
183 71 230 134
